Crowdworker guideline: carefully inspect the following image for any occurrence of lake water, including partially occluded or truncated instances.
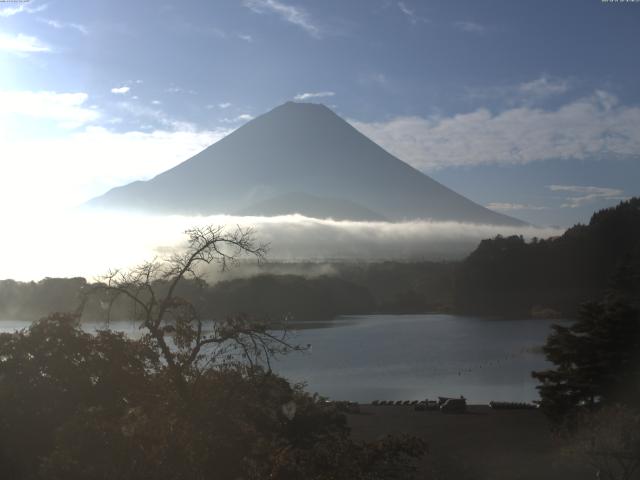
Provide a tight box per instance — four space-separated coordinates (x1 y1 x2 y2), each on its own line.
0 314 562 404
273 314 560 403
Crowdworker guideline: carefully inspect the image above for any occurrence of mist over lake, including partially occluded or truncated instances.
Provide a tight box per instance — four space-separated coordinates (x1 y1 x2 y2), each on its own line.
0 210 562 281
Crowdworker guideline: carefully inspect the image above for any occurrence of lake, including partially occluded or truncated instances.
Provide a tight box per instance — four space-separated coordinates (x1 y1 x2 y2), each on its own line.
0 314 562 404
274 314 560 403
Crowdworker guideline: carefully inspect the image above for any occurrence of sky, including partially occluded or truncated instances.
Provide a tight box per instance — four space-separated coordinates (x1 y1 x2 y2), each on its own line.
1 0 640 279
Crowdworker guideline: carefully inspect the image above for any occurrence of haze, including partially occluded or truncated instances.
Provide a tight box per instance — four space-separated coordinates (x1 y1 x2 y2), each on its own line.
0 210 562 281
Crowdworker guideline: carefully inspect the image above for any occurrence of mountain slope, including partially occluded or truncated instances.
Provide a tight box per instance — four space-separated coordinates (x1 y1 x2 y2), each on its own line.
236 192 388 221
89 102 524 225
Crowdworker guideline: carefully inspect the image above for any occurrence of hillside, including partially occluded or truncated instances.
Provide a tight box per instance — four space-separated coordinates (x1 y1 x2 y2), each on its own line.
235 192 388 221
88 102 524 225
454 198 640 316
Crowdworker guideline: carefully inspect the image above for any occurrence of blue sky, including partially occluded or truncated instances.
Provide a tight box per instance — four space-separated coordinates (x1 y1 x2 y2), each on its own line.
1 0 640 226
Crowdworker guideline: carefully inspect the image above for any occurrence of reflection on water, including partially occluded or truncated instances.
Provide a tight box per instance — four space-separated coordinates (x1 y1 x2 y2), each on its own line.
0 314 564 403
273 314 563 403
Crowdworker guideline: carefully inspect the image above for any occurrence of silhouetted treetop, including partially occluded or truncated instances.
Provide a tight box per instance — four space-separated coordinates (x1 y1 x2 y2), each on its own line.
456 198 640 317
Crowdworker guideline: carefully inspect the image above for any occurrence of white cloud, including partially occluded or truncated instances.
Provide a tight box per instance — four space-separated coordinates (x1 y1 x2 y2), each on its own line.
398 2 427 24
219 102 232 109
453 21 485 33
243 0 320 38
111 86 130 94
151 100 161 105
0 32 51 53
165 86 196 95
0 90 99 128
238 33 253 42
39 18 89 35
0 90 233 214
294 91 335 101
115 101 195 131
464 76 571 106
486 202 547 212
518 76 568 98
350 91 640 170
547 185 627 208
222 114 254 123
0 125 231 211
0 2 47 17
398 2 414 19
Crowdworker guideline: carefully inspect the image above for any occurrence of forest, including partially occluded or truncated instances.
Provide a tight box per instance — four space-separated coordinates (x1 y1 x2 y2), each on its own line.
455 197 640 317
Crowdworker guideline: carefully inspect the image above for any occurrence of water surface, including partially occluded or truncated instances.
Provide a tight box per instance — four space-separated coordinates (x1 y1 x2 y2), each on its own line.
273 314 560 403
1 314 561 403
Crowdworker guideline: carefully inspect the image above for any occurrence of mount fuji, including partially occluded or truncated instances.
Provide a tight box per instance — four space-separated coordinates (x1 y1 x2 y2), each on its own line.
88 102 524 226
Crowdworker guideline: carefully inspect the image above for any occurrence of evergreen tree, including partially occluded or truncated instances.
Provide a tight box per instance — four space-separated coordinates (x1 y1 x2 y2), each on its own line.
532 296 640 425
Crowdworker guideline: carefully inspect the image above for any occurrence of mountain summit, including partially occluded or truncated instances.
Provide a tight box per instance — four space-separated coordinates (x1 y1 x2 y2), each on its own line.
89 102 524 225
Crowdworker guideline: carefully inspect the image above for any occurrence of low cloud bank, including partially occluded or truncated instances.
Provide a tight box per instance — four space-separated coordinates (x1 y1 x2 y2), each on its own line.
240 215 562 261
0 211 564 281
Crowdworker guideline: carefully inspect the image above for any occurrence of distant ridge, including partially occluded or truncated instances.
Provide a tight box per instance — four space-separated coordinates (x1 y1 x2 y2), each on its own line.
88 102 525 226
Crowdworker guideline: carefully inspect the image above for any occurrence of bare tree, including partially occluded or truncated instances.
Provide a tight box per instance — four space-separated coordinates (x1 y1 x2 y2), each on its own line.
87 225 302 400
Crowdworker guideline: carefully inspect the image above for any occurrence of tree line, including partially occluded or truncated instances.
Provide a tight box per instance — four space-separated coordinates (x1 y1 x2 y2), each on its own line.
0 262 455 323
455 198 640 317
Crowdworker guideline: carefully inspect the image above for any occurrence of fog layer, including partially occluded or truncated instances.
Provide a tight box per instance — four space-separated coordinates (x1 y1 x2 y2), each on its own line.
0 210 563 281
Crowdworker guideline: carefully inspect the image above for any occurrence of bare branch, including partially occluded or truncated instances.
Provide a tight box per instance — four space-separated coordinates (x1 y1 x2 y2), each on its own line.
81 225 290 402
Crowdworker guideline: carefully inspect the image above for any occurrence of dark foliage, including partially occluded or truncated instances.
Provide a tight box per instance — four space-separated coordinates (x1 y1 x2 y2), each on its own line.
334 262 455 314
0 262 455 323
532 295 640 425
0 277 87 321
0 314 425 480
0 314 159 479
205 274 375 321
455 198 640 317
0 226 425 479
